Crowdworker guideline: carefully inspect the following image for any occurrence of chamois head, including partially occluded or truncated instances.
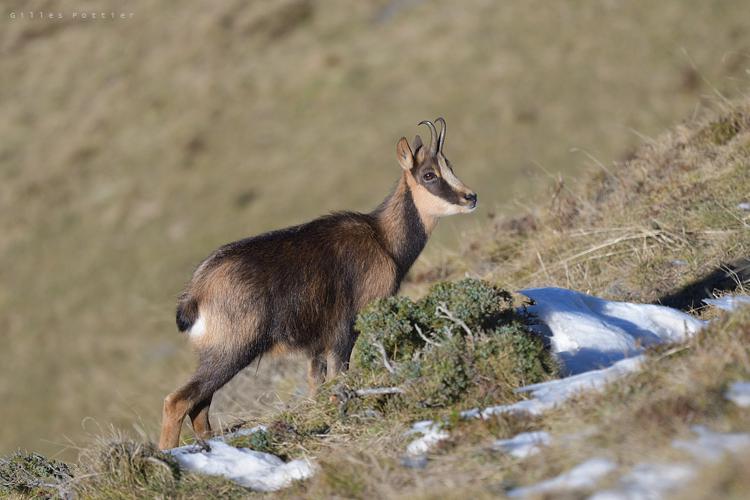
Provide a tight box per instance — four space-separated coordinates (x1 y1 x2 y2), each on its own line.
396 118 477 219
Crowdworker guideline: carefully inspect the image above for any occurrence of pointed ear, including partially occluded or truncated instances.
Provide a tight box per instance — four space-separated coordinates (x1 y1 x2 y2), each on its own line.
415 142 428 165
412 134 423 151
396 137 414 171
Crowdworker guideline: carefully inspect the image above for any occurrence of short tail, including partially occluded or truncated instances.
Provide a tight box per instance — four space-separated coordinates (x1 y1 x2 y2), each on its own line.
176 293 199 332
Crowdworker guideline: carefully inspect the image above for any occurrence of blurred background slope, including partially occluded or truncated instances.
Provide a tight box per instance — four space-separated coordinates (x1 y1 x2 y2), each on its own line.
0 0 747 459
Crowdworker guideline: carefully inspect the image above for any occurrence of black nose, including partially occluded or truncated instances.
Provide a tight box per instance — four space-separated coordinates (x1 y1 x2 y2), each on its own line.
464 192 477 205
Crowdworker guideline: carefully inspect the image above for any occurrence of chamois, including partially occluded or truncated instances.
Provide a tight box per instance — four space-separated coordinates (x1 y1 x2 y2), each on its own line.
159 118 477 449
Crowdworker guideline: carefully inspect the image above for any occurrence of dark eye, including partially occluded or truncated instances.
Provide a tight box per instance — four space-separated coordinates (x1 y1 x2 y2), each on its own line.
423 172 436 182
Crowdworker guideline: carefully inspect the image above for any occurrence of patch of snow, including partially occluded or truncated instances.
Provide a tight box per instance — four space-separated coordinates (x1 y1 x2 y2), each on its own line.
738 202 750 211
507 457 616 498
590 462 695 500
492 431 550 458
170 438 315 492
591 427 750 499
462 356 644 420
515 356 644 406
408 420 436 434
702 295 750 312
672 425 750 463
405 421 449 456
725 381 750 408
521 287 705 375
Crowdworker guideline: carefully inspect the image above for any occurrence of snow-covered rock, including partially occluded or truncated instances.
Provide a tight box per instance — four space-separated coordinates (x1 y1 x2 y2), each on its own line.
591 427 750 499
725 380 750 408
521 287 705 375
492 431 550 458
702 295 750 312
461 356 644 420
169 439 315 492
507 458 616 497
590 462 695 500
405 421 450 456
672 425 750 463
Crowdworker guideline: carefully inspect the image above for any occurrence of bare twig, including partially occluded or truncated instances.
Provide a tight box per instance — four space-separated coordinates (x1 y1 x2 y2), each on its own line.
436 303 473 337
655 345 691 361
332 384 403 417
373 340 395 374
442 325 454 339
354 387 404 396
414 323 441 347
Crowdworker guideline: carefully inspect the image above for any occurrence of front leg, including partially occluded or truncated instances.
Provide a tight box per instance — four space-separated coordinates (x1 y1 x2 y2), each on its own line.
326 351 346 381
307 354 326 394
326 331 357 380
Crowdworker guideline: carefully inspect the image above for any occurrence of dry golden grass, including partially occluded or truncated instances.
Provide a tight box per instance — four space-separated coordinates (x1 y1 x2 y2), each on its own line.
3 82 750 500
449 101 750 304
273 100 750 498
2 0 750 466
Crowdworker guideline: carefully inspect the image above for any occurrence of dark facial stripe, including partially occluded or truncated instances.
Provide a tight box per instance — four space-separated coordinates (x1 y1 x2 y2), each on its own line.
412 157 464 205
424 177 463 204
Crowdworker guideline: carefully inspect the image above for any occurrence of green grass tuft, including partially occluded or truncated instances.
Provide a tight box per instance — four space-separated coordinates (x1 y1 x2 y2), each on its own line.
700 111 750 145
72 436 250 499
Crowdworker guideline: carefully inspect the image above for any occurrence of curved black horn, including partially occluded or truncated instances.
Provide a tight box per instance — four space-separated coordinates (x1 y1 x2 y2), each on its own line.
435 117 446 152
418 120 438 156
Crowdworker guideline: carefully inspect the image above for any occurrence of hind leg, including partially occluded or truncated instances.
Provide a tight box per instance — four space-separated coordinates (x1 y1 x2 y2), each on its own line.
160 345 265 449
160 379 200 450
160 372 236 449
189 395 213 440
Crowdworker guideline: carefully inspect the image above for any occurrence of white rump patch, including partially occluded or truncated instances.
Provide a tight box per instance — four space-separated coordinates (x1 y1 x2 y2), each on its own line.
189 314 206 339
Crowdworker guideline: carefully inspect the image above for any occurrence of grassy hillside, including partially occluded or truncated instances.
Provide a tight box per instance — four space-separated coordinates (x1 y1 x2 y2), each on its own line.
3 96 750 498
2 0 750 462
275 99 750 498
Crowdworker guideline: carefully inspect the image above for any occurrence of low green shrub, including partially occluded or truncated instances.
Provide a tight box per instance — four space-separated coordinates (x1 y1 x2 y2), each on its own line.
226 428 278 456
351 279 558 409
